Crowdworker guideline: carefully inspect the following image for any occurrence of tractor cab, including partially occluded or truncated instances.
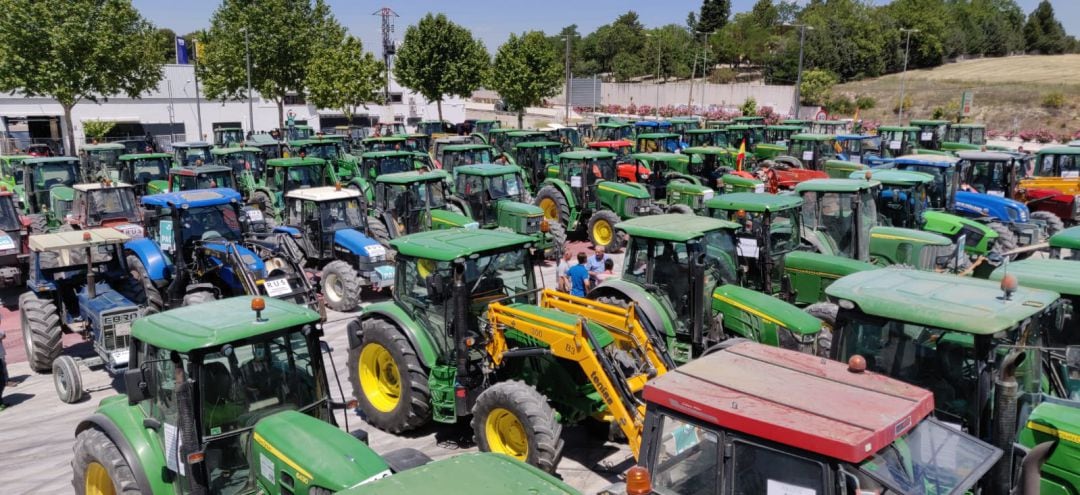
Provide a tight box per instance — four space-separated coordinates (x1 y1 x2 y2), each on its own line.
452 164 560 255
213 146 266 180
171 142 215 167
683 146 738 189
765 125 804 146
547 126 582 149
667 118 700 137
280 124 314 141
705 193 803 296
910 119 951 150
732 116 765 126
888 154 961 210
373 170 470 236
262 157 332 212
785 133 840 171
118 153 171 196
212 127 245 148
359 151 429 178
553 150 617 204
1021 146 1080 226
472 119 501 137
628 340 1000 495
795 179 878 261
0 191 26 281
69 182 143 237
283 186 375 261
503 131 549 153
0 155 29 190
684 128 728 148
439 144 494 175
633 120 672 137
946 123 987 148
780 118 812 132
483 128 518 153
361 136 408 153
416 120 455 137
401 133 432 154
587 140 634 163
705 119 733 130
245 134 288 160
510 141 564 189
876 125 919 159
432 136 480 166
835 134 878 164
168 165 237 193
810 119 848 135
723 124 766 152
18 157 80 223
593 122 634 142
852 169 934 229
80 143 125 181
373 121 406 137
635 132 681 154
628 152 715 213
957 150 1021 196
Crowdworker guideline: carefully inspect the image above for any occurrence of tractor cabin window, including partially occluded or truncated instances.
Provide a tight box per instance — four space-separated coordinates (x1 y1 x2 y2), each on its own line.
730 438 827 495
652 412 721 495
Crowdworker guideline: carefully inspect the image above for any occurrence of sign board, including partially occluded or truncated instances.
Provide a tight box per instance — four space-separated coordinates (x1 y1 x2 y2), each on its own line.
960 91 974 117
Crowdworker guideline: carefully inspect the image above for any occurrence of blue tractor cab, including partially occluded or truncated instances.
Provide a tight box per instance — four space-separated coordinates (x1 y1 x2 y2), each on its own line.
835 134 879 165
634 120 671 135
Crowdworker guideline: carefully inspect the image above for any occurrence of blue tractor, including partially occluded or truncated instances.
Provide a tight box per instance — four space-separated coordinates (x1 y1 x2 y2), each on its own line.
887 154 1047 257
19 228 151 403
270 186 394 312
124 188 319 311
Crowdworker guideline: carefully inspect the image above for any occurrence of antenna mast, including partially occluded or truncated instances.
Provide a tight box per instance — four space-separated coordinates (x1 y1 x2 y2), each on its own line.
373 7 399 106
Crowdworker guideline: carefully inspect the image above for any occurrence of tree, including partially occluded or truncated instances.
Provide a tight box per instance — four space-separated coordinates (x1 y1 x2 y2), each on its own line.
306 35 383 124
799 69 837 106
697 0 731 34
0 0 164 155
884 0 950 69
199 0 344 130
82 120 117 141
1024 0 1068 54
490 32 563 128
394 13 489 122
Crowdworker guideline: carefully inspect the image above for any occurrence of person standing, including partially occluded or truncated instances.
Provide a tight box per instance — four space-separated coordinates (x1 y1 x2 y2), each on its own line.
0 329 7 410
595 258 616 283
586 246 612 282
556 249 573 292
568 252 591 297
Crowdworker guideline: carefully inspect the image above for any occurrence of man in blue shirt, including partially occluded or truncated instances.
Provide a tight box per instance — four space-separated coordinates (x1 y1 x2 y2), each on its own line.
568 252 591 297
585 246 611 278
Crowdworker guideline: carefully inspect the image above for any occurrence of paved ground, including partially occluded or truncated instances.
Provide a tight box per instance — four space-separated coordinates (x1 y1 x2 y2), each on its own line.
0 239 634 494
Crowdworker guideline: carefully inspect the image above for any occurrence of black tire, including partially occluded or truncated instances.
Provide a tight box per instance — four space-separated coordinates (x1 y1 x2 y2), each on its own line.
53 355 84 404
1031 210 1064 238
250 190 272 214
804 302 838 357
666 204 694 215
587 210 625 252
545 221 567 260
471 380 563 473
347 318 431 433
72 428 141 495
367 217 395 261
28 213 47 234
988 222 1018 259
535 186 570 227
322 260 362 312
126 255 163 313
182 290 215 306
20 291 62 373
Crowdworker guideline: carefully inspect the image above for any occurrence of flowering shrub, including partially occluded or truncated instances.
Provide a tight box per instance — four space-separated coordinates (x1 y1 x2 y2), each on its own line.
757 106 780 125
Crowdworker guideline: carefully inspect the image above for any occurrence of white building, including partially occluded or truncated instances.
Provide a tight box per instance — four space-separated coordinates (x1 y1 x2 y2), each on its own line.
0 64 466 155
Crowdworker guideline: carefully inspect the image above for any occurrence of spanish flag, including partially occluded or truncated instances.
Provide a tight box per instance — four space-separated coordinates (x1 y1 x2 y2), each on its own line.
853 107 860 123
736 139 746 171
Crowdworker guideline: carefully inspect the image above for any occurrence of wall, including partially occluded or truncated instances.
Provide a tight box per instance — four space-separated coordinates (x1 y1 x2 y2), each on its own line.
555 81 797 115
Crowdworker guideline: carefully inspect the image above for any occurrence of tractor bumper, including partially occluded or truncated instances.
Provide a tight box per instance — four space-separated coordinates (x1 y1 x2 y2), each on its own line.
1011 222 1044 246
365 265 396 289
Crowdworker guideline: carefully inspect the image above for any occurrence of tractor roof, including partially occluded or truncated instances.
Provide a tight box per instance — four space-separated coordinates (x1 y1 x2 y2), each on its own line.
643 340 933 464
133 296 321 353
668 118 699 123
815 120 846 125
82 143 125 151
877 125 919 131
765 125 806 131
246 134 283 145
794 178 878 193
286 186 360 202
0 155 30 161
1037 146 1080 156
340 453 578 495
486 128 518 134
706 192 802 212
781 119 811 124
685 128 722 134
636 132 680 139
909 119 951 125
596 122 631 128
289 138 338 147
514 140 563 149
29 227 131 252
826 267 1060 335
836 134 875 141
442 144 492 152
390 229 533 261
791 133 836 141
956 151 1013 161
211 147 261 155
988 259 1080 297
172 141 211 148
951 123 986 129
216 126 243 131
725 124 764 130
361 150 420 159
266 157 326 167
74 182 133 192
617 214 739 241
23 157 79 165
171 165 232 175
558 150 616 160
682 146 734 155
892 154 960 167
630 152 686 163
634 120 670 126
851 169 932 185
141 188 242 208
434 136 474 144
376 170 449 184
474 119 499 124
118 153 172 161
507 130 548 137
454 164 523 177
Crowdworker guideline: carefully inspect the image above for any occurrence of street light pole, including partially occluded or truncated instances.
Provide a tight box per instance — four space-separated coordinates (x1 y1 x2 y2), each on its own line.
898 28 919 125
243 28 254 134
789 24 812 119
563 35 571 124
654 39 662 117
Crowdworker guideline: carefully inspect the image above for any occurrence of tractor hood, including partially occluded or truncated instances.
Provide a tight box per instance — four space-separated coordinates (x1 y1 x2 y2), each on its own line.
922 210 997 238
955 191 1029 222
335 229 387 259
1050 225 1080 251
988 259 1080 297
712 284 825 343
145 179 169 195
50 185 75 202
251 411 391 491
497 199 544 217
719 173 763 193
870 226 953 246
430 208 479 229
200 241 266 275
1020 176 1080 195
824 159 867 178
597 181 651 199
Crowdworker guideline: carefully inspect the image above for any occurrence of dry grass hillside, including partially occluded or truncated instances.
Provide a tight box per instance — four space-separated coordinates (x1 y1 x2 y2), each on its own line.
834 55 1080 136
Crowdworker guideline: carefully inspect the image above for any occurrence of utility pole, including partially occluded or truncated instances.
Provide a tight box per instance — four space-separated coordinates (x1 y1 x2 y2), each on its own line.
563 35 571 124
688 36 698 109
653 37 662 117
243 28 254 134
192 39 203 139
898 28 920 125
787 23 812 119
373 8 399 108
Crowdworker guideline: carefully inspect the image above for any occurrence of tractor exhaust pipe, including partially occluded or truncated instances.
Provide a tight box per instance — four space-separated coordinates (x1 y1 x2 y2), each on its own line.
175 360 207 495
1011 441 1055 495
990 349 1026 495
453 264 470 388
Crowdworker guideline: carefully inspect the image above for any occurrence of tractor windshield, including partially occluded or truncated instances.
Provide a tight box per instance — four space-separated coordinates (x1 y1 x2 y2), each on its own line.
486 173 526 201
801 190 876 260
215 129 244 146
218 151 264 178
1035 153 1080 178
33 161 79 189
961 159 1010 195
181 204 243 245
0 197 18 231
639 137 681 153
366 156 416 176
894 164 955 209
386 180 448 213
858 417 999 495
625 233 738 322
131 157 169 184
319 198 364 232
177 147 214 166
443 149 493 170
86 149 121 172
301 143 339 161
564 158 616 183
282 166 322 190
87 188 139 224
877 184 928 229
179 171 235 191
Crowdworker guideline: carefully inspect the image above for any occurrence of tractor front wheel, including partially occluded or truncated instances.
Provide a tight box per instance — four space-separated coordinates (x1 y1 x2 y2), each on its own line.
126 255 163 313
348 319 431 433
587 210 625 252
53 355 85 404
666 204 694 215
321 260 362 312
250 190 272 214
803 302 838 357
366 218 394 261
72 428 141 495
28 213 47 234
182 289 215 306
545 221 567 260
535 186 570 228
20 291 62 373
471 380 563 473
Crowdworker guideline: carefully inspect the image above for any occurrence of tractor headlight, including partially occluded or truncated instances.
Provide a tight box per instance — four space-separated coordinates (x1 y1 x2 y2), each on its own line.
776 326 817 355
464 222 480 230
363 244 387 262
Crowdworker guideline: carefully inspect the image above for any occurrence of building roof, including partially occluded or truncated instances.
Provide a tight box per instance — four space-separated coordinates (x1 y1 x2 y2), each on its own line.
285 186 361 202
389 229 533 261
141 188 242 208
826 267 1060 335
794 178 878 193
705 192 802 212
616 214 739 242
133 296 321 353
643 340 934 464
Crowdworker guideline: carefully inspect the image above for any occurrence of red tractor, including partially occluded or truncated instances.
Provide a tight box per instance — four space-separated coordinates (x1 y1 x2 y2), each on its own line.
0 190 30 285
588 140 646 183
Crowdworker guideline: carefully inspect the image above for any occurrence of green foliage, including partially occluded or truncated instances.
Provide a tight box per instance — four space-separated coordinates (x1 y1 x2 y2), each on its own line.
490 31 563 127
697 0 731 34
646 25 697 79
799 69 838 106
393 13 489 121
200 0 343 128
1024 0 1069 54
930 99 959 120
740 97 757 116
856 95 876 110
579 12 646 78
712 68 738 83
0 0 164 155
1042 92 1066 109
893 95 914 115
82 120 116 140
306 35 384 122
714 12 771 69
799 0 891 80
825 95 855 116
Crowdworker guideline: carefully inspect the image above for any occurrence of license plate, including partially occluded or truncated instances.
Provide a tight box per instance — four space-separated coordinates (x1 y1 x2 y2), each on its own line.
264 278 292 297
114 322 132 336
247 209 264 222
111 349 129 366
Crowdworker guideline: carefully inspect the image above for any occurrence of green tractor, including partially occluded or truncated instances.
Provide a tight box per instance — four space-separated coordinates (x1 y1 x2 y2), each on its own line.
909 118 952 151
0 154 30 190
809 119 848 135
452 164 566 256
482 128 519 153
534 150 660 251
117 153 171 196
435 144 495 174
683 128 729 148
211 147 266 199
167 165 238 194
367 170 476 241
248 157 336 219
471 119 502 138
592 122 634 142
501 131 550 153
764 124 805 146
72 296 442 494
349 151 431 201
212 126 245 148
504 141 563 190
171 141 215 167
680 146 741 189
16 157 81 232
80 143 126 182
875 125 919 161
776 133 867 178
360 136 408 153
705 119 733 130
626 152 716 214
723 124 766 153
291 137 359 183
780 118 811 131
245 134 288 160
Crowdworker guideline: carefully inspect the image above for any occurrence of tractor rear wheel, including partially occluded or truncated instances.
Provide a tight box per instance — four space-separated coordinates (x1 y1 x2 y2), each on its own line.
53 355 85 404
20 291 62 373
587 210 625 252
367 218 394 260
1031 210 1064 238
250 190 272 214
182 289 215 306
988 222 1018 259
471 380 563 473
803 302 838 357
535 186 570 228
348 319 431 433
666 204 694 215
28 214 47 234
322 260 362 312
545 221 567 260
72 428 141 495
126 255 163 313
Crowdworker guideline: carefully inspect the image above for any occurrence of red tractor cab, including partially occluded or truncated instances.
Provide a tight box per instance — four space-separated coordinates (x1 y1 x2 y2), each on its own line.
588 140 643 182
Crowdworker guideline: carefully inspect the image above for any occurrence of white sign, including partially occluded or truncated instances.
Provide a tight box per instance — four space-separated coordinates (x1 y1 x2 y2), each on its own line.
246 209 264 222
114 322 132 336
754 184 765 194
802 151 814 161
988 191 1005 197
259 453 275 484
888 141 902 150
164 423 185 475
357 469 393 486
738 238 760 259
921 132 933 141
702 189 715 200
767 480 817 495
0 235 14 250
264 278 292 297
570 176 582 188
1064 171 1079 179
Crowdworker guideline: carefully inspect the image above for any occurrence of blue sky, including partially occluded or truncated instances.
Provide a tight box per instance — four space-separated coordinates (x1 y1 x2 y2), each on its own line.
134 0 1080 56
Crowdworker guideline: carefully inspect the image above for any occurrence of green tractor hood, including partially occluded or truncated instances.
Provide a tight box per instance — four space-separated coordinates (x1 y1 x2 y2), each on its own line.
711 284 825 348
597 180 650 199
430 208 478 230
251 411 391 491
1050 226 1080 251
922 210 998 255
988 259 1080 297
146 179 169 195
869 226 955 267
783 250 879 306
719 174 763 193
823 159 867 179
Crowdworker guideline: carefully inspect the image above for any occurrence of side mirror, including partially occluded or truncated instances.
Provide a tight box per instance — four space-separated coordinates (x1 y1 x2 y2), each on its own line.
124 367 149 405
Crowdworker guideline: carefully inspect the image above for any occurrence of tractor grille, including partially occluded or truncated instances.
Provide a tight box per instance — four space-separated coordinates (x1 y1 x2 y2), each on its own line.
623 198 652 217
524 216 542 234
101 309 138 355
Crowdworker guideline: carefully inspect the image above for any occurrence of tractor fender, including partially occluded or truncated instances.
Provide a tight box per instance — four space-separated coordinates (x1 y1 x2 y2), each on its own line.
355 302 442 368
334 229 381 258
273 225 301 237
76 400 171 494
956 191 1030 223
539 178 578 211
666 172 704 187
588 279 674 340
125 238 169 282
